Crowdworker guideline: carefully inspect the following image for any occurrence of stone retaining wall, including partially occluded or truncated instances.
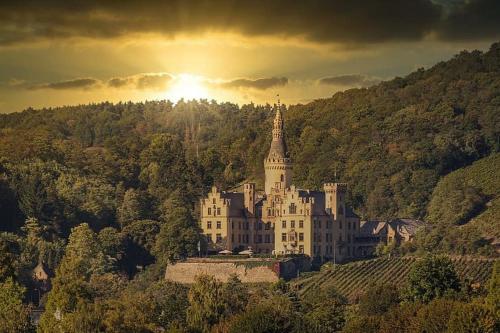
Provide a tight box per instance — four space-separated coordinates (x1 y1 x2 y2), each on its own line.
165 257 310 283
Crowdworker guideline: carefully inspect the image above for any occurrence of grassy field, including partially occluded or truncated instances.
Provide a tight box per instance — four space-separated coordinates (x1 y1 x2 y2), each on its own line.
293 257 496 302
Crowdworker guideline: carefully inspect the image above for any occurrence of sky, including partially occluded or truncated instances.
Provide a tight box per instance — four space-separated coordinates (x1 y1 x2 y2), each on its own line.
0 0 499 113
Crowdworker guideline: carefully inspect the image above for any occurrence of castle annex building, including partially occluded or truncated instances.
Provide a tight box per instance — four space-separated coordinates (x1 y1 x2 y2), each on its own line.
200 104 360 261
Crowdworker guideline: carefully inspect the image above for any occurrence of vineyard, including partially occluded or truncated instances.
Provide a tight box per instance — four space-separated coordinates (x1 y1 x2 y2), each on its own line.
293 257 496 302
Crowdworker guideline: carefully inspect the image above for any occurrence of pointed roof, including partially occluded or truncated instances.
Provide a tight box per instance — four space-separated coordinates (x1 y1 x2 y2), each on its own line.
268 104 288 159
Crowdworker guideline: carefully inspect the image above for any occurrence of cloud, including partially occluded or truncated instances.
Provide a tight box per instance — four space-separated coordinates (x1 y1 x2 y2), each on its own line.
28 78 100 90
107 73 173 90
135 73 173 90
437 0 500 40
218 77 288 90
0 1 497 46
319 74 380 88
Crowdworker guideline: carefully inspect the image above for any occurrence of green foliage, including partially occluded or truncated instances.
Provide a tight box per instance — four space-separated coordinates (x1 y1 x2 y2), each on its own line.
404 255 461 303
486 261 500 317
423 153 500 254
155 191 202 263
410 298 457 333
186 274 249 333
0 278 34 333
227 295 303 333
38 223 109 332
0 232 20 281
300 286 347 333
117 188 150 228
358 283 400 316
447 302 498 333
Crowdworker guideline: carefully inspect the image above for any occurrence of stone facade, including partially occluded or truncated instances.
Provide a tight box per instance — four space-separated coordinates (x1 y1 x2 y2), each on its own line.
165 257 311 283
200 104 360 262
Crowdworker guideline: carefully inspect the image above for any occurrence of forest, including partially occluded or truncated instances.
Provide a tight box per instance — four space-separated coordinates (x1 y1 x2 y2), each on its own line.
0 42 499 332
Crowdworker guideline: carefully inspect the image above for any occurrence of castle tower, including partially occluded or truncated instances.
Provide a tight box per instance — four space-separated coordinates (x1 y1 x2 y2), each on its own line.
243 183 256 215
264 101 293 194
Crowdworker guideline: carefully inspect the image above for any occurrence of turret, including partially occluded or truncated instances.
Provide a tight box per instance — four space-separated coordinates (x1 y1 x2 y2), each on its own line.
264 101 293 194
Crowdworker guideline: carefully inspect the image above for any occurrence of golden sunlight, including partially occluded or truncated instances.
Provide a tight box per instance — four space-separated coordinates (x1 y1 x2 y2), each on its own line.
165 74 209 101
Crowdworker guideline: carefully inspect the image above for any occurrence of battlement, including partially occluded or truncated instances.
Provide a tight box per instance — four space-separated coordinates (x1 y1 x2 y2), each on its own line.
323 182 348 192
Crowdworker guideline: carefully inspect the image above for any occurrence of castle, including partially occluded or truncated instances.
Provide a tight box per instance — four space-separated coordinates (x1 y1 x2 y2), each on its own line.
200 103 360 262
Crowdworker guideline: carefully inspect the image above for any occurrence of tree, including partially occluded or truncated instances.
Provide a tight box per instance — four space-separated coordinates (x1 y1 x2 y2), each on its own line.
117 188 148 228
221 274 249 317
98 227 125 268
186 275 226 332
301 286 347 333
0 278 34 333
228 295 302 333
38 223 108 332
411 298 457 333
447 302 497 333
155 191 202 263
358 283 400 316
0 232 19 282
404 255 461 303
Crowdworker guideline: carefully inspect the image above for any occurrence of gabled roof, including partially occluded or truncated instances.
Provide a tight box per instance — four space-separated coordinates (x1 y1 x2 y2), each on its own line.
389 218 426 236
359 220 388 236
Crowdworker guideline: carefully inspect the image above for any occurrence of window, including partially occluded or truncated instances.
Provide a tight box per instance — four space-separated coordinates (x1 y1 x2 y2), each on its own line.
282 233 287 242
216 221 221 229
208 208 211 215
339 221 343 229
348 222 351 230
318 220 322 229
231 220 234 229
265 234 271 243
231 234 234 242
299 220 304 228
207 221 212 229
280 174 284 182
206 234 212 242
239 221 241 230
238 235 241 242
282 220 286 228
245 222 249 230
265 222 271 230
213 198 216 204
257 235 262 243
217 208 221 215
289 203 296 214
299 233 304 241
216 234 222 243
291 220 295 228
299 245 304 253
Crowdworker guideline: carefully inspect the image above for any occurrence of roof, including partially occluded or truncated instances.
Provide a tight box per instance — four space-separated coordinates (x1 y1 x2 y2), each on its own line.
268 137 288 158
389 218 426 236
359 220 388 236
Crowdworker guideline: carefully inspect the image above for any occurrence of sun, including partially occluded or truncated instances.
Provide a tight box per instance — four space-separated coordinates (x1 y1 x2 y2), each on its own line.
166 73 209 101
